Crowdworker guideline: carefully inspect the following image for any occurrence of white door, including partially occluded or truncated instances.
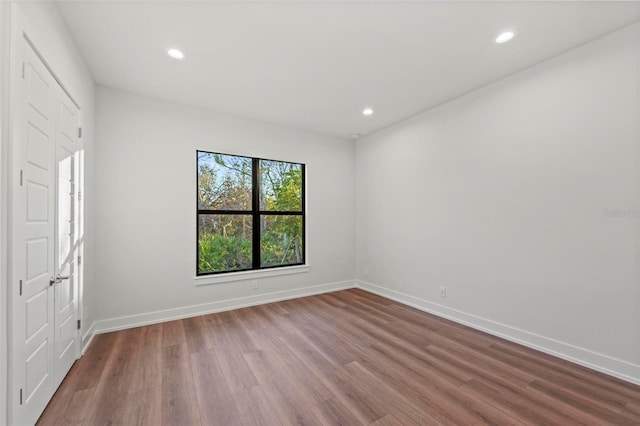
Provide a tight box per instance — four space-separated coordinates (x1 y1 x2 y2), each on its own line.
10 37 80 426
53 87 80 389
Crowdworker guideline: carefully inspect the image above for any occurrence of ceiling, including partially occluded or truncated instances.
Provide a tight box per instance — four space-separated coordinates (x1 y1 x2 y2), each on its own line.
55 1 640 140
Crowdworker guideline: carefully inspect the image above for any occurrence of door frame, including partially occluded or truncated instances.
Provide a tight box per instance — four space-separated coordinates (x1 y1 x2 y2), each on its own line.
6 5 84 423
0 0 11 424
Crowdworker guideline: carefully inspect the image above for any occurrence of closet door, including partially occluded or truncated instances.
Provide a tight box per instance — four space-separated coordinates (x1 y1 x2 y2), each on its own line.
10 37 81 426
53 86 80 389
10 38 57 426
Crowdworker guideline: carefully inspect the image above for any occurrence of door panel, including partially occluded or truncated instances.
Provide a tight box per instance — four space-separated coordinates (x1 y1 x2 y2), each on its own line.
25 290 47 339
12 38 56 425
25 238 47 279
26 127 50 171
26 183 48 222
54 83 80 389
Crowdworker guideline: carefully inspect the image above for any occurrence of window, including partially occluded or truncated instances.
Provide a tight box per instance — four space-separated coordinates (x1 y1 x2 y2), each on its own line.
197 150 305 275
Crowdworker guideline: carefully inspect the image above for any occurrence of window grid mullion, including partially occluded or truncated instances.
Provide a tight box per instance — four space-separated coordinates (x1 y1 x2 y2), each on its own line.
252 158 260 270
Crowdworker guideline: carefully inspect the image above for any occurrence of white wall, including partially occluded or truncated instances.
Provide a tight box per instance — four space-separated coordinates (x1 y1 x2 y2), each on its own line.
356 23 640 383
93 87 355 328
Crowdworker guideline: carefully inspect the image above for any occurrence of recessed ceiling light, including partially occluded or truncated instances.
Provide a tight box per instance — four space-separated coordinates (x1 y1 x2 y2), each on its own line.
167 48 185 60
362 108 374 116
351 133 362 139
495 31 516 44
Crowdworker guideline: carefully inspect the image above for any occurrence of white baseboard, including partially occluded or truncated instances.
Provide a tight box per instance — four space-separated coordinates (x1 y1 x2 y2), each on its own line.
356 280 640 386
93 280 356 335
81 322 96 355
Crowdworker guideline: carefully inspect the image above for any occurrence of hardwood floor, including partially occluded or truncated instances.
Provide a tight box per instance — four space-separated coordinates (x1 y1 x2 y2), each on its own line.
38 289 640 425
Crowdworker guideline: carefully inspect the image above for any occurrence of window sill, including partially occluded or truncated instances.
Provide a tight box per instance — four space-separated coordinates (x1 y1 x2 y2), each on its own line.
194 264 310 286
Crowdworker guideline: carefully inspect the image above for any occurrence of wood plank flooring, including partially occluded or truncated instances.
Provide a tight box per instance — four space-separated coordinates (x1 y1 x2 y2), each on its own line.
37 289 640 425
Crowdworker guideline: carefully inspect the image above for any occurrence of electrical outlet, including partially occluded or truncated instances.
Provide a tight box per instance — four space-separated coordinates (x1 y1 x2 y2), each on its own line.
439 286 447 298
363 268 369 277
252 280 259 290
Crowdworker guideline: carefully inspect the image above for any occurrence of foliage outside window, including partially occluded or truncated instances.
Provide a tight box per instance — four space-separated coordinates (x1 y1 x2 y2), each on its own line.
197 151 305 275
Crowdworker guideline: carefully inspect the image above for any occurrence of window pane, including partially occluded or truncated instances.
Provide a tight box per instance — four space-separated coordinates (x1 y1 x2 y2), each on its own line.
260 215 303 267
259 160 302 211
198 214 252 273
198 152 252 210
